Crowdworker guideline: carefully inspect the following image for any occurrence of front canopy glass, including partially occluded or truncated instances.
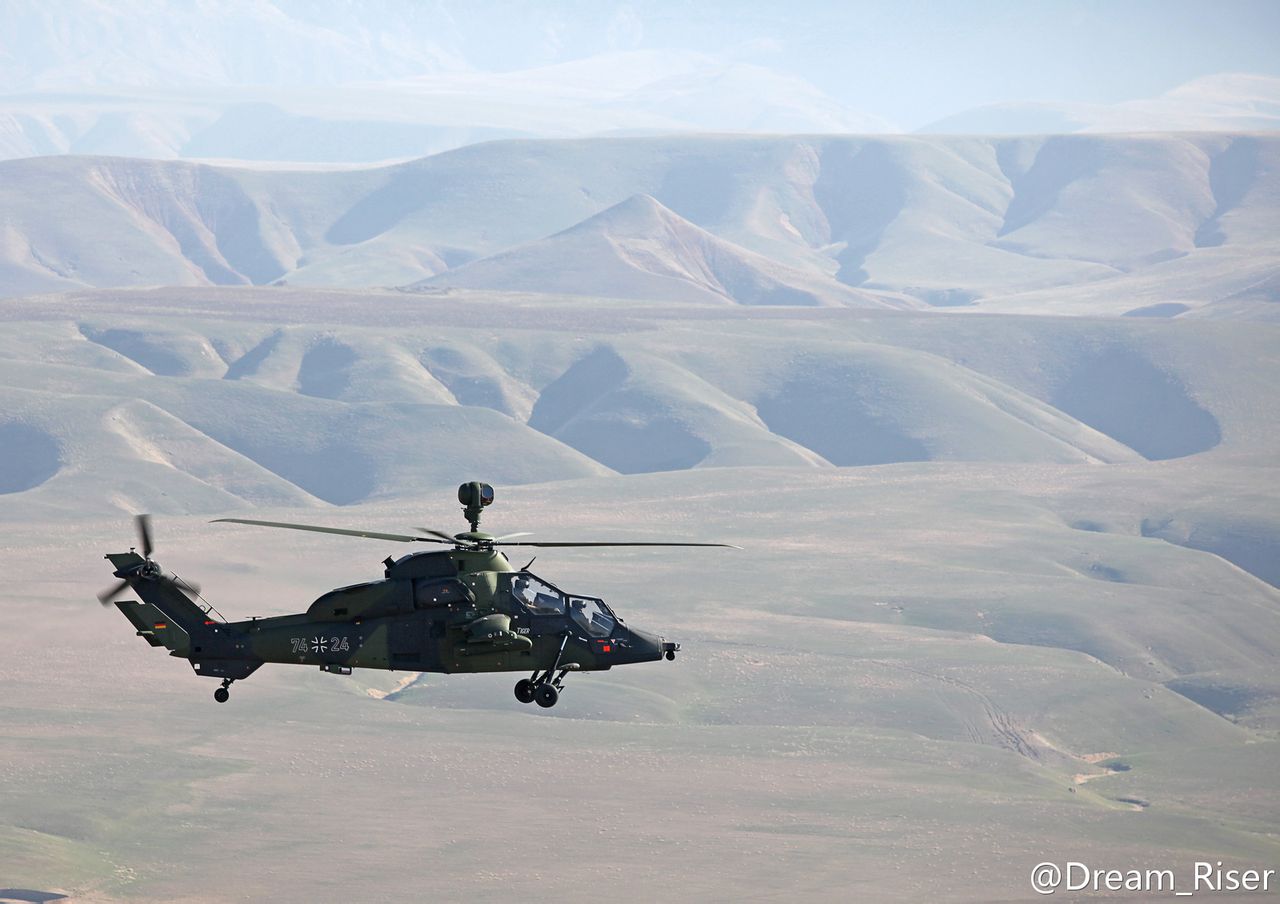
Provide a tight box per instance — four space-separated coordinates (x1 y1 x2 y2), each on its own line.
506 573 617 637
568 596 616 638
510 573 566 615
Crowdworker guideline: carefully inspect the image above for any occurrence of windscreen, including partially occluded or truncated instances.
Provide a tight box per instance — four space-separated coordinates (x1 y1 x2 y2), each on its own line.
510 573 565 615
569 596 615 638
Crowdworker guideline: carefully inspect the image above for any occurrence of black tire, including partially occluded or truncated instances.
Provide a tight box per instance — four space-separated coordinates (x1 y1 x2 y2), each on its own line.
514 679 536 704
534 683 559 708
214 687 230 703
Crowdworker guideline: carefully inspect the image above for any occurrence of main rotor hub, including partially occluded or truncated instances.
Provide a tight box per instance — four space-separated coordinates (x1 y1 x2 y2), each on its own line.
457 482 495 532
455 531 495 549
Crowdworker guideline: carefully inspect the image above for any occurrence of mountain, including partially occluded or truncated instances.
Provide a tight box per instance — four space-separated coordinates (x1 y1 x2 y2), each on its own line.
0 7 891 164
921 73 1280 135
4 286 1275 520
0 0 466 91
418 193 912 308
1 134 1276 317
2 128 1279 904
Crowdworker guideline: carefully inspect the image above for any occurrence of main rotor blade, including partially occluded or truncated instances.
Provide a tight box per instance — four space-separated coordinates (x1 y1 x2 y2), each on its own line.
415 527 456 542
210 518 449 544
493 532 533 541
135 514 154 557
211 519 738 549
493 541 742 549
97 578 129 605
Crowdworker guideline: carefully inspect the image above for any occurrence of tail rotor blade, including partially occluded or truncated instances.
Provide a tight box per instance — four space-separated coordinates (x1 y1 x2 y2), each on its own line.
135 514 154 557
170 575 201 597
97 578 129 605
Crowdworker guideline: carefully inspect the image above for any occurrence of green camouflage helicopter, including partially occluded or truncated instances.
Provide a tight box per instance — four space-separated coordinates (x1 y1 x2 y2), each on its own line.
99 482 737 708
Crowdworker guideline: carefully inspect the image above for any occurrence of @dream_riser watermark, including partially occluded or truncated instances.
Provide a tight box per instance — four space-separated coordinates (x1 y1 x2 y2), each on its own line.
1031 860 1276 895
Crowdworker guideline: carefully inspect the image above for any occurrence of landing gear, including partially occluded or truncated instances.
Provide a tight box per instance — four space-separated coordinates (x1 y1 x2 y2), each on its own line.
514 678 536 704
214 679 232 703
514 634 574 709
514 668 569 708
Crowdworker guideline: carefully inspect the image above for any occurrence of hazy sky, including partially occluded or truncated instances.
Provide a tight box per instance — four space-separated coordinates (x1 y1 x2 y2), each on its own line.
447 0 1280 126
6 0 1280 129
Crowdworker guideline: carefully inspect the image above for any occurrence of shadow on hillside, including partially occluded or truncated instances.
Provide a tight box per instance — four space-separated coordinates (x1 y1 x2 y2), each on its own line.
756 369 930 466
79 326 190 376
1050 346 1220 460
0 423 61 494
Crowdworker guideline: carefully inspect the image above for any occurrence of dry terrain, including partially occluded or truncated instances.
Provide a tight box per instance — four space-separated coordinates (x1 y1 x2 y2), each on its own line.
1 282 1277 902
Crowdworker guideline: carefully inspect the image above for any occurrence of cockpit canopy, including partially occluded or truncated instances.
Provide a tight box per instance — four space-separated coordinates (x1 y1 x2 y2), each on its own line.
505 572 618 638
510 573 564 615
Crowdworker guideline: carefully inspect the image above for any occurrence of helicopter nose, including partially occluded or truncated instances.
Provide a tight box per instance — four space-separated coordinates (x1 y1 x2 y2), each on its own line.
619 628 676 664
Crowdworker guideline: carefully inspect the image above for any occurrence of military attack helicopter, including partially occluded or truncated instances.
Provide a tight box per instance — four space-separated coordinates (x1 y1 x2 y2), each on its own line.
99 482 737 708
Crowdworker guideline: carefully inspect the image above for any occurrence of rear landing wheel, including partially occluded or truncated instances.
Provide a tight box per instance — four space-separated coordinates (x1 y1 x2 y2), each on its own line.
514 679 536 704
213 686 230 703
534 683 559 708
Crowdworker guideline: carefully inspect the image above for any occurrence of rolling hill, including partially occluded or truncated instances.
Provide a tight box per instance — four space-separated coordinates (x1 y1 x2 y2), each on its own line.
419 193 913 308
2 125 1279 904
1 133 1277 317
1 288 1274 521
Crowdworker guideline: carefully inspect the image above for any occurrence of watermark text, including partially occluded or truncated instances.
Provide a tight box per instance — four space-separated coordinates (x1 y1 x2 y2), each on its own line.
1031 861 1276 895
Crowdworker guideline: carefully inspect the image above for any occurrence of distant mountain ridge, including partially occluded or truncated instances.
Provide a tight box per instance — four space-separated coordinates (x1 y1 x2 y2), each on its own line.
921 74 1280 135
1 132 1277 317
418 193 915 309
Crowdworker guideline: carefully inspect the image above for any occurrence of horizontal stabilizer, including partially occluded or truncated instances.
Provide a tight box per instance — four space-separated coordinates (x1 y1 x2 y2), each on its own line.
114 599 190 654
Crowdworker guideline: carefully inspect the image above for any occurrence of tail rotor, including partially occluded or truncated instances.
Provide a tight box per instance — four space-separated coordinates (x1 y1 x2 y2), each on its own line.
97 578 130 605
136 513 154 558
97 514 200 605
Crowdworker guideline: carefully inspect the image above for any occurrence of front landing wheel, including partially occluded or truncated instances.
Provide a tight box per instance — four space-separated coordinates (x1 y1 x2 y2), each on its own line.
213 686 230 703
534 684 559 708
514 679 536 704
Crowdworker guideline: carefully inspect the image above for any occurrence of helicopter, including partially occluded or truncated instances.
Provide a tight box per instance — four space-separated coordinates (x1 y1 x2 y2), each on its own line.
99 482 737 708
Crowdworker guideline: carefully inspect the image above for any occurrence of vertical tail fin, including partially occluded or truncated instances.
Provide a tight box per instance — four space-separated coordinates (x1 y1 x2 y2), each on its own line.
105 552 214 655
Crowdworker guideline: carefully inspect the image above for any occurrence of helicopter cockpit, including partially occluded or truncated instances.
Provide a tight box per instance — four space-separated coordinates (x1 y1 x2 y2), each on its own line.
509 573 564 614
506 573 618 638
568 594 616 638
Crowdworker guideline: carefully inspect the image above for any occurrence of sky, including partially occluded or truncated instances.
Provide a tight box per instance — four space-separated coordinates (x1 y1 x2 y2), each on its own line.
4 0 1279 129
428 0 1280 126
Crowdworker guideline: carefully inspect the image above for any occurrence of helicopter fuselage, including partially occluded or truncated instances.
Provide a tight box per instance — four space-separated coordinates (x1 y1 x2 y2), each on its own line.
108 547 677 698
102 482 712 707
